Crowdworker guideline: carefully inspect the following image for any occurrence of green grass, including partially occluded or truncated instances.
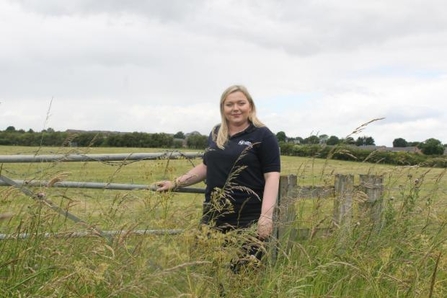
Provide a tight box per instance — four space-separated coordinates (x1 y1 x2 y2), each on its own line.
1 146 447 297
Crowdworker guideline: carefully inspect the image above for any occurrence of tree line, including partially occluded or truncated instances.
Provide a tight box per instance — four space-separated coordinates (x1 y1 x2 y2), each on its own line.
1 126 445 166
0 126 207 149
275 131 446 156
275 130 446 167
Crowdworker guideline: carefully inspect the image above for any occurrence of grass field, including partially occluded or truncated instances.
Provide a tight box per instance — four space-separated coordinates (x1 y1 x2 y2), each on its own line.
1 145 447 297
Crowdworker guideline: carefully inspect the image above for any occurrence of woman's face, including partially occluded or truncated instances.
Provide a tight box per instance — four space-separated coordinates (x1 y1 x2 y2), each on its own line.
223 91 252 127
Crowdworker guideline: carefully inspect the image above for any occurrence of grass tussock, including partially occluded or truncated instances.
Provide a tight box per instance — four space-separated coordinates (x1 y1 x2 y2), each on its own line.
1 145 447 297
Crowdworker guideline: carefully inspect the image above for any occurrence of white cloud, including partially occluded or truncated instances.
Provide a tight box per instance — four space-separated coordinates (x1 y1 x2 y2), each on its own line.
1 0 446 146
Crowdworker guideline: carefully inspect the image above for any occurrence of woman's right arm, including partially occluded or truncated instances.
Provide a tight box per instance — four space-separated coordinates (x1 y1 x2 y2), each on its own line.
154 162 207 191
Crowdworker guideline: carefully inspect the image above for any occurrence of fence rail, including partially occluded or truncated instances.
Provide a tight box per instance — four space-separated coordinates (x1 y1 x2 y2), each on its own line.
0 152 203 163
276 174 385 246
0 179 205 193
0 229 184 240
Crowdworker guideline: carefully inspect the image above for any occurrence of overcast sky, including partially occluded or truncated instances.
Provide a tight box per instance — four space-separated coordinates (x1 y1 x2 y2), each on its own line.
1 0 446 146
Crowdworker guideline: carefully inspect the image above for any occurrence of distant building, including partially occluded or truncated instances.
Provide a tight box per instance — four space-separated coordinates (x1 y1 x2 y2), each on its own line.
355 145 424 154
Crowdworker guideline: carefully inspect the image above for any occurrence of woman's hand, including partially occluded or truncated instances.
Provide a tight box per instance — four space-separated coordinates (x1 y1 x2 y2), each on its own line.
152 180 175 192
258 171 279 239
257 215 273 240
151 163 207 192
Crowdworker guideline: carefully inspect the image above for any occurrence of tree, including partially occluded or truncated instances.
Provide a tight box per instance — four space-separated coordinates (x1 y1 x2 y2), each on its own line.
45 127 55 133
418 138 445 155
6 126 15 132
173 139 184 148
340 137 356 145
276 131 287 143
295 137 304 144
151 133 174 148
355 137 363 146
326 135 340 145
75 132 104 147
355 136 375 146
187 133 207 149
303 135 320 144
173 131 185 139
319 134 329 144
366 137 375 145
393 138 408 147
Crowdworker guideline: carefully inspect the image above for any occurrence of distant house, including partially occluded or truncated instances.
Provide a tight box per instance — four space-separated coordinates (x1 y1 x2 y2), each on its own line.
185 131 203 137
355 145 424 154
173 138 187 148
387 146 423 154
356 145 386 151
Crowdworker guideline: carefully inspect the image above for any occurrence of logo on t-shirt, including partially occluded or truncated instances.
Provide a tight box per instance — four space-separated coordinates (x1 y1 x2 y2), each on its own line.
238 140 252 146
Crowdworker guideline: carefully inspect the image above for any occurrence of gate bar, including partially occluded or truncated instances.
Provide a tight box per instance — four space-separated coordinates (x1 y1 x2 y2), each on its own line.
0 179 205 193
0 152 203 163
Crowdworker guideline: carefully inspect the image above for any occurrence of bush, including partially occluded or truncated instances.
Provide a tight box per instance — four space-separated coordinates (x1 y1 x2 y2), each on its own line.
421 157 447 168
278 143 444 167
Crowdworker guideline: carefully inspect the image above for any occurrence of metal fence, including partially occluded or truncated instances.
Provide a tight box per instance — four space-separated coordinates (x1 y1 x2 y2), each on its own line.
0 151 204 241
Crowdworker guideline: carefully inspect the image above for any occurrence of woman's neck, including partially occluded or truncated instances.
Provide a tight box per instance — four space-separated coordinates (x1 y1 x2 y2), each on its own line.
228 122 250 136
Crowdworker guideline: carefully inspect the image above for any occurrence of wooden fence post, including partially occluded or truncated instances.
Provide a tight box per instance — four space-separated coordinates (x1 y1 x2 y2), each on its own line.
272 174 297 259
333 174 354 229
359 174 384 231
333 174 354 250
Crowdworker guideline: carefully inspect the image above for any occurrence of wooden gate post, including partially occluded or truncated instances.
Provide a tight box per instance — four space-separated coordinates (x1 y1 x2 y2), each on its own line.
333 174 354 250
333 174 354 229
272 174 297 259
359 174 384 231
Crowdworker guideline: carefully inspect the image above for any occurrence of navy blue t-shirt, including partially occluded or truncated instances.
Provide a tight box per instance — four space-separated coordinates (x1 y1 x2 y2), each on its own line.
202 123 281 229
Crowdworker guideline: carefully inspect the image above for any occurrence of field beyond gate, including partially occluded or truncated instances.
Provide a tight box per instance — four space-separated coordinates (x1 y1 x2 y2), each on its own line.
1 146 447 297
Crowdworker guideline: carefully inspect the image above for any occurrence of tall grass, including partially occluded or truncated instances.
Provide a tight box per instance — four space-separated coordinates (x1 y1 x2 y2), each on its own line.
1 145 447 297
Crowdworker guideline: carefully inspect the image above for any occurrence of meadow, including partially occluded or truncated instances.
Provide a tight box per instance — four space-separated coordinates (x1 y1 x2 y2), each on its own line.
1 145 447 297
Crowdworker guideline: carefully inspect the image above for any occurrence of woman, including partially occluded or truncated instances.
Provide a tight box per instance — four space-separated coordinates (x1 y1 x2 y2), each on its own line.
155 85 281 267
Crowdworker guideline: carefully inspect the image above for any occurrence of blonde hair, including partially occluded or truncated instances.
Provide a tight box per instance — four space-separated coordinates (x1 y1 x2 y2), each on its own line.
213 85 265 149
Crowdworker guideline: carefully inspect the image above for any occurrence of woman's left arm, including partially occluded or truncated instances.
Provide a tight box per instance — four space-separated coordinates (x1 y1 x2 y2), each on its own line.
258 171 281 239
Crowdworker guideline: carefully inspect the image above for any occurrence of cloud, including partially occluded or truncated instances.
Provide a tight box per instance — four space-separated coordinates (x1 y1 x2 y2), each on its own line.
14 0 204 21
1 0 446 146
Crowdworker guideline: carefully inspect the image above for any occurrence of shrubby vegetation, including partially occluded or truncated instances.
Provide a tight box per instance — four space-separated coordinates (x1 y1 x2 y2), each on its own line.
279 142 446 167
276 129 446 167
